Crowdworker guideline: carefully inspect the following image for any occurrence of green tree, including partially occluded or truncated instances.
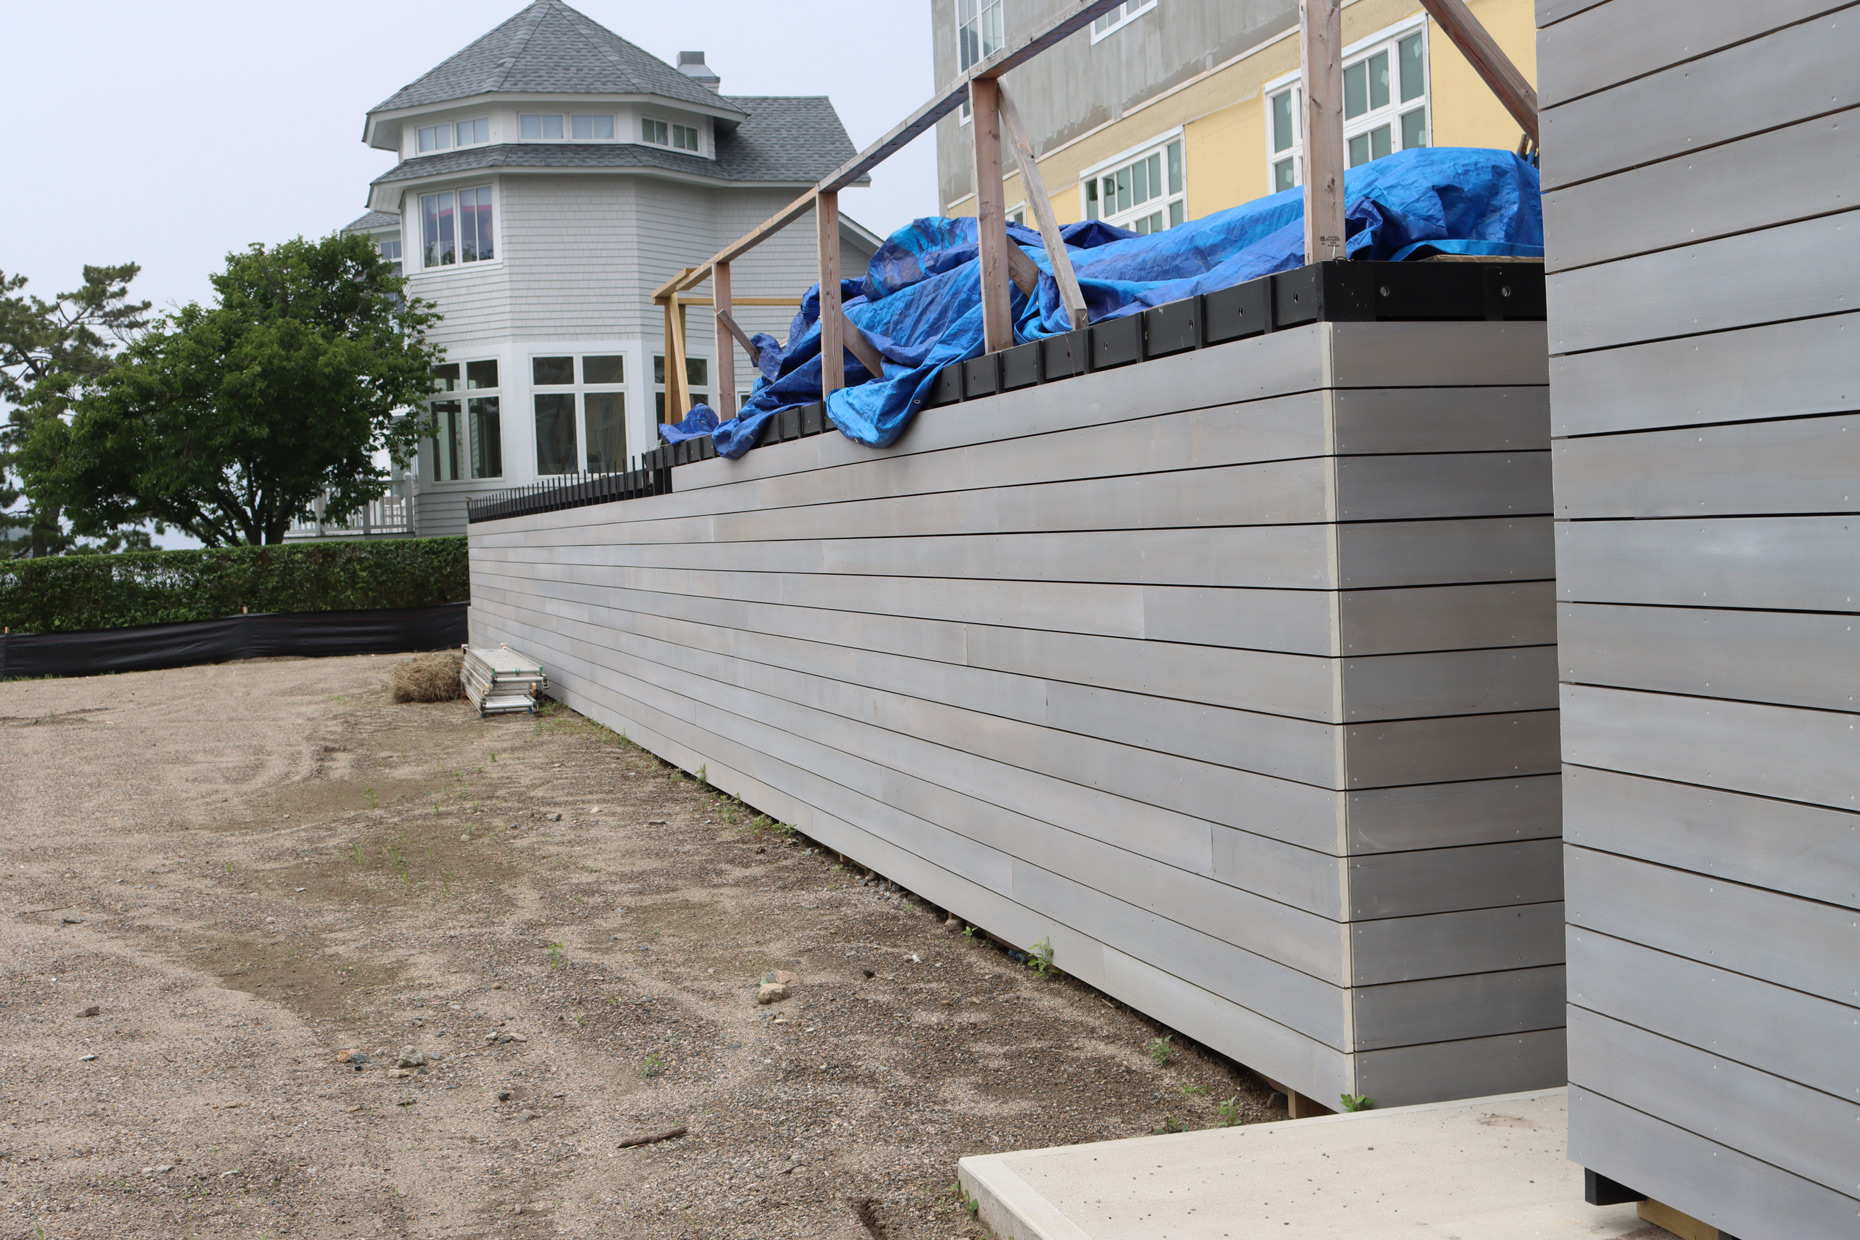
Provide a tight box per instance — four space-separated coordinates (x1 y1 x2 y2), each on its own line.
0 263 152 557
24 233 441 547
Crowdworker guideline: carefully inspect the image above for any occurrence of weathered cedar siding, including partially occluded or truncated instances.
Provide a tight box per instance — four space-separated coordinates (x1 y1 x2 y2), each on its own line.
467 319 1563 1106
1541 0 1860 1234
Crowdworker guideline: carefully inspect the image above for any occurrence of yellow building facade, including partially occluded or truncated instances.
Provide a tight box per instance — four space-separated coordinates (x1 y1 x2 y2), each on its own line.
943 0 1537 229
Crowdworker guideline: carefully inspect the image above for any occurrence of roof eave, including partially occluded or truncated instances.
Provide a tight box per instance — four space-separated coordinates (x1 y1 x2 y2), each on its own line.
366 162 853 214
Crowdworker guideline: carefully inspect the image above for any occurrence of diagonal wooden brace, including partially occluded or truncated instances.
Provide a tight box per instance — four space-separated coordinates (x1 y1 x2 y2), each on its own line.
995 81 1089 331
715 307 761 365
1006 244 1041 297
836 306 888 379
1418 0 1538 145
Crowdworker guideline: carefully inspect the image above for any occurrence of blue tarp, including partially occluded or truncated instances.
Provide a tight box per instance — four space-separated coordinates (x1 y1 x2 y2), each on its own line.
662 147 1543 458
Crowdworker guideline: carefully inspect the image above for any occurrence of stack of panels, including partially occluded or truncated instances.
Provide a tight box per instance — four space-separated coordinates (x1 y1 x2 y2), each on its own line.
1541 1 1860 1236
467 318 1559 1108
462 644 547 715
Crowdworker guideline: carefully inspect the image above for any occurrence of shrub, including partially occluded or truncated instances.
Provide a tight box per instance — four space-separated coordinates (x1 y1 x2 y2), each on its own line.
0 537 467 634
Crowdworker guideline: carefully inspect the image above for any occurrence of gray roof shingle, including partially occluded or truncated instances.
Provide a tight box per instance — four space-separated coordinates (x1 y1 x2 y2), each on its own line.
370 0 739 116
342 211 402 233
370 95 859 189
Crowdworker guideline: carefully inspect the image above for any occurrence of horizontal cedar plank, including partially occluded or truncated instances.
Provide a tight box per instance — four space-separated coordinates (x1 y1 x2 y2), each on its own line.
1535 0 1609 30
1559 601 1860 719
1342 646 1558 718
1352 1027 1567 1108
1554 515 1860 611
1540 10 1859 189
1568 1088 1860 1240
1336 518 1554 589
1561 683 1860 811
1568 1007 1860 1199
1537 0 1850 109
1544 108 1860 272
1336 582 1557 656
1352 965 1566 1051
1564 765 1860 910
1349 901 1566 986
1552 312 1858 437
1346 839 1564 920
1547 209 1860 355
1344 777 1563 854
1330 387 1549 455
1327 323 1550 388
1552 413 1860 518
1568 929 1860 1103
1565 846 1860 1005
1343 710 1561 789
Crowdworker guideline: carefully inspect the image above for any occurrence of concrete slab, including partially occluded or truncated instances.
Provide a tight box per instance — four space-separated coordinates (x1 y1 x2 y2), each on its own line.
959 1089 1664 1240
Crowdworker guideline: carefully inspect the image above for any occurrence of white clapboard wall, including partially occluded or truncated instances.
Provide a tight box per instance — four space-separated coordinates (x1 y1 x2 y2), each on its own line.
1541 1 1860 1234
469 318 1559 1107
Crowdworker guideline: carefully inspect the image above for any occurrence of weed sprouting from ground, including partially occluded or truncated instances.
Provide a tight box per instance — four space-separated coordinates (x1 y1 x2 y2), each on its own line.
1027 937 1058 979
1340 1093 1376 1112
1218 1096 1242 1126
547 941 565 970
640 1052 663 1079
1147 1035 1175 1067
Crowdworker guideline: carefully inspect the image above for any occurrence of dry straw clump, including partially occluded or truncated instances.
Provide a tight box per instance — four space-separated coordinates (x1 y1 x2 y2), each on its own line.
391 650 465 703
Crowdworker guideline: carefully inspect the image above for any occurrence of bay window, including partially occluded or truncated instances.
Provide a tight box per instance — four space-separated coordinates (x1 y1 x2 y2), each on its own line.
419 186 494 267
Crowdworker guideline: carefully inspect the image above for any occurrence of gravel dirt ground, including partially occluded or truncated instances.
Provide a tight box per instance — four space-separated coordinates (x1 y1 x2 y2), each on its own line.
0 653 1278 1240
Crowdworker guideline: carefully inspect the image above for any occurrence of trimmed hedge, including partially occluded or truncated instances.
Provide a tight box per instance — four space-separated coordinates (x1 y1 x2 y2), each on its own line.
0 537 468 634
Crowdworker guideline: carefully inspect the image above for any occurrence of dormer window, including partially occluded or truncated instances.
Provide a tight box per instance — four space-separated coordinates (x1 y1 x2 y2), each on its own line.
519 113 616 141
418 118 490 153
643 118 701 152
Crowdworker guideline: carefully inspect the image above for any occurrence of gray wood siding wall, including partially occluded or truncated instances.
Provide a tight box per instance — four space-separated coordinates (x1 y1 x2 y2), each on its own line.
468 320 1559 1107
1540 1 1860 1233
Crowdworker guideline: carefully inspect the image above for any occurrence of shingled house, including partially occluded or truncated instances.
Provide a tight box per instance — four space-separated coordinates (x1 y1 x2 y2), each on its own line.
329 0 878 537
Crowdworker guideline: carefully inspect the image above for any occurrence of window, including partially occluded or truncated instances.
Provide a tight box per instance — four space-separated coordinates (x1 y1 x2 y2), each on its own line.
1008 203 1027 226
456 117 489 146
1267 24 1429 192
378 238 402 277
430 360 502 481
419 187 494 267
654 355 709 424
519 113 564 140
417 123 451 153
1091 0 1155 40
1084 137 1185 234
956 0 1004 120
531 354 630 475
571 113 616 140
642 118 701 151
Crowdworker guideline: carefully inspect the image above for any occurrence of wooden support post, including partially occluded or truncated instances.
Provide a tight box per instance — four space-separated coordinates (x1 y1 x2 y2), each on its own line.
659 297 680 424
970 76 1014 355
1299 0 1347 263
995 81 1090 331
816 190 845 397
1418 0 1538 146
669 298 691 416
713 260 735 417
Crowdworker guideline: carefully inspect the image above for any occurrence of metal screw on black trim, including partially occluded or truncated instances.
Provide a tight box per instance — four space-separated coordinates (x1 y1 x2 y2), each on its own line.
1379 285 1390 297
1500 285 1513 298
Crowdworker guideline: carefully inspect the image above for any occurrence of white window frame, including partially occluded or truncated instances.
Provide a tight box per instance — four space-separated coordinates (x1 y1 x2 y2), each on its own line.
653 354 711 425
429 359 503 483
954 0 1004 124
1264 15 1430 194
1079 128 1187 234
569 113 617 141
415 183 498 272
1090 0 1156 42
528 352 631 476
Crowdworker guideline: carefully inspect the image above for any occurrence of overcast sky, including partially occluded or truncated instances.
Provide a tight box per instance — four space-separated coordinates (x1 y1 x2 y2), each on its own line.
3 0 940 317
